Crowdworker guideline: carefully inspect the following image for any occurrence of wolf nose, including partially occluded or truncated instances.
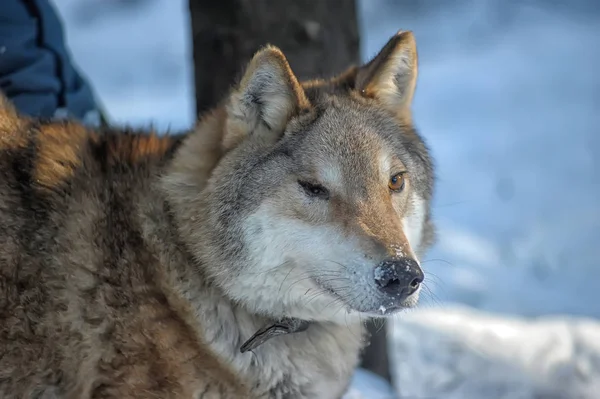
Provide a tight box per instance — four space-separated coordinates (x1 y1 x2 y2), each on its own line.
373 258 424 298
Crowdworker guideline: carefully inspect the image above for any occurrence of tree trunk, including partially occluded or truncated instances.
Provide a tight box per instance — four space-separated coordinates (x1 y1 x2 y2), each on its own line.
188 0 360 114
188 0 390 383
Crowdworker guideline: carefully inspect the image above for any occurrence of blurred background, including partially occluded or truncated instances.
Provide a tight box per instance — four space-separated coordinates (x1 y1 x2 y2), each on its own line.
25 0 600 397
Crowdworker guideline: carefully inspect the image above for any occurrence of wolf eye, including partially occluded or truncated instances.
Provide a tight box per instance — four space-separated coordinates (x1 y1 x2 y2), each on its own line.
298 180 330 200
389 173 406 192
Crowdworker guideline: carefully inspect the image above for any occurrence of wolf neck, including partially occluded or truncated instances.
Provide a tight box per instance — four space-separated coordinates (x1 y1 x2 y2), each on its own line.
152 239 363 395
164 265 364 396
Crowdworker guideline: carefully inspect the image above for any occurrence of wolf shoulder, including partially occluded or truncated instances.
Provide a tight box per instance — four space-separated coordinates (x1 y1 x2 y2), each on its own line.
0 101 242 398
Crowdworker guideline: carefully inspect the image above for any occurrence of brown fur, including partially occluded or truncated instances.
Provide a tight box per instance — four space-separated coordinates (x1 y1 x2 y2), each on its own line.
0 108 248 397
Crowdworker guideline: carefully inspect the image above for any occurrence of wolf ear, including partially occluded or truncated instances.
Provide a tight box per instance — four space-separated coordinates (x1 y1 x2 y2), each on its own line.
356 31 418 112
224 46 310 149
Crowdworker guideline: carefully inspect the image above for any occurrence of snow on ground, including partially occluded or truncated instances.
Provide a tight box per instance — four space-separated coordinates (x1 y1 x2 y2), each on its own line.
389 306 600 399
343 369 396 399
54 0 600 397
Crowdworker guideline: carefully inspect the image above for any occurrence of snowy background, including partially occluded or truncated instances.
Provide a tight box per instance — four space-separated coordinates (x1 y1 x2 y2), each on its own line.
53 0 600 398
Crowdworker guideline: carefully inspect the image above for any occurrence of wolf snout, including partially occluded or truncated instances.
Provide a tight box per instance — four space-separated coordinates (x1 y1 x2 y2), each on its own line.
373 258 424 298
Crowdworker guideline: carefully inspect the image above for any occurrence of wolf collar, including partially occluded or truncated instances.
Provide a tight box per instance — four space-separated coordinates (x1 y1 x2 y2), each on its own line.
240 318 311 353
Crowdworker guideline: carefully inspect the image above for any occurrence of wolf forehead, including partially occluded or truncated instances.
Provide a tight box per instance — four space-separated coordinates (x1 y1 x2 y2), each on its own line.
289 97 432 181
221 94 433 202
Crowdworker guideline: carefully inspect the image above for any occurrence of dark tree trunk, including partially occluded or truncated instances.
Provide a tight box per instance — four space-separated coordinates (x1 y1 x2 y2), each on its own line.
360 320 391 382
188 0 390 383
188 0 360 114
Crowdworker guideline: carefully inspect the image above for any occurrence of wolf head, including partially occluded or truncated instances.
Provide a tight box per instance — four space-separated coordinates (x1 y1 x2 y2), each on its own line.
167 31 434 324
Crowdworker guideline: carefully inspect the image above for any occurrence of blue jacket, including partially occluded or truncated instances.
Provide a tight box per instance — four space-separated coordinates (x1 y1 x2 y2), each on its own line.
0 0 99 123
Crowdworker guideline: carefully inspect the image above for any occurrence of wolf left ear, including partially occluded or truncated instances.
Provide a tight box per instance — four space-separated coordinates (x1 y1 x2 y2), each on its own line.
224 46 310 149
356 31 418 112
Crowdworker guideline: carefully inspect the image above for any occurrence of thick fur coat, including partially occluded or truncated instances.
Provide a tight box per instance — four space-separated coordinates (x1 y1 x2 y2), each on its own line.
0 31 434 398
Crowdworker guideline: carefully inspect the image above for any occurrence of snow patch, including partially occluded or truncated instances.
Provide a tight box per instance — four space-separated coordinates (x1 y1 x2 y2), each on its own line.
390 306 600 399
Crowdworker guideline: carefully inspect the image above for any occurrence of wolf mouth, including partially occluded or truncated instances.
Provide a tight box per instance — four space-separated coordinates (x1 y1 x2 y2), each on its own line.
311 278 412 317
309 278 406 317
310 279 350 307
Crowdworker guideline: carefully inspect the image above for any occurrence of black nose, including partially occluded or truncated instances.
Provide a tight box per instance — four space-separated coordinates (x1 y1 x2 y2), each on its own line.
373 258 424 298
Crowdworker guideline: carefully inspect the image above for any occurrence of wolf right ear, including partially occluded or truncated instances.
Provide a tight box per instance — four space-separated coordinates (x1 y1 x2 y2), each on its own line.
356 31 418 113
224 46 310 149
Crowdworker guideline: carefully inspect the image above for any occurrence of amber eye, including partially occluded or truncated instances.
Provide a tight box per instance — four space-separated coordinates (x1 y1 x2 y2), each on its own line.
388 173 406 192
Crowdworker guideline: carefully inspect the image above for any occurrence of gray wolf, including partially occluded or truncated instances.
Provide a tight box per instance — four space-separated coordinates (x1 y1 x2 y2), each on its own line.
0 30 434 398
